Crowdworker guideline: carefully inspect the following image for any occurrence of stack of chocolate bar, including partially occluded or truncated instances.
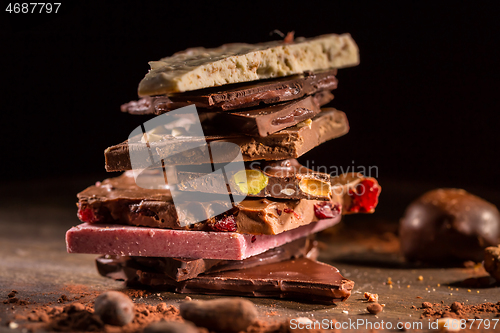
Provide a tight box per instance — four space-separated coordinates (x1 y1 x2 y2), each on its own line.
66 33 381 304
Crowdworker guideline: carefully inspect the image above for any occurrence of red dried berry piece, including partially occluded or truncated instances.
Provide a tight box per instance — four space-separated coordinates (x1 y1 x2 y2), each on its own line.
347 179 380 213
276 209 282 216
283 31 295 43
251 235 257 243
212 215 237 232
77 205 99 223
283 208 301 219
314 202 341 219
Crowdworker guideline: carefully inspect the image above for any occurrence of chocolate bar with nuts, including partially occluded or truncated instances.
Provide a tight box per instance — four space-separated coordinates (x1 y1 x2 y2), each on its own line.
104 109 349 171
76 170 342 235
175 162 382 208
175 159 332 200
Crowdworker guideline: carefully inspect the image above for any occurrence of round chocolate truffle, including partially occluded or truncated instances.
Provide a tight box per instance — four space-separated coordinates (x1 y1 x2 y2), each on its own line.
400 189 500 263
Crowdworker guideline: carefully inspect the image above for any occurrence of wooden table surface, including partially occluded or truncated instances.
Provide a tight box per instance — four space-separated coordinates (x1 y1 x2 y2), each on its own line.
1 175 499 332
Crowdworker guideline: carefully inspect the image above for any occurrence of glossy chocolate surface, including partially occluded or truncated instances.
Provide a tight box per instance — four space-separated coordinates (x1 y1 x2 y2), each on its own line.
96 257 353 304
215 92 333 137
400 188 500 262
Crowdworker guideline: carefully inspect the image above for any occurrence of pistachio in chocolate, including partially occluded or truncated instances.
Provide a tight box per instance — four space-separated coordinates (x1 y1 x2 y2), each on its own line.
176 159 332 200
76 171 341 235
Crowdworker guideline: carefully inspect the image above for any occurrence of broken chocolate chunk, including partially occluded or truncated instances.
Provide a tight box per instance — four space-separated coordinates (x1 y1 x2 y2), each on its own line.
96 257 354 304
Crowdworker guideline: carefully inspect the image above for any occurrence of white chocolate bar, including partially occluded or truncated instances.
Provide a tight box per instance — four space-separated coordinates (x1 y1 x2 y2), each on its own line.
138 34 359 96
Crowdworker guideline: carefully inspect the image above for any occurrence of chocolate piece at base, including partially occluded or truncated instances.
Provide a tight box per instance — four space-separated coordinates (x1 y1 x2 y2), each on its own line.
66 217 340 260
205 92 333 137
400 188 500 263
96 257 353 304
76 171 341 234
176 159 332 200
104 108 349 170
132 236 317 281
122 70 337 115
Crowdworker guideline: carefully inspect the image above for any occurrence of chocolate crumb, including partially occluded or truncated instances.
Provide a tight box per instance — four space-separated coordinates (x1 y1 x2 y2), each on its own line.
57 295 69 303
419 301 500 320
422 302 433 309
485 245 500 281
156 302 168 312
367 303 383 315
450 302 463 312
364 292 378 302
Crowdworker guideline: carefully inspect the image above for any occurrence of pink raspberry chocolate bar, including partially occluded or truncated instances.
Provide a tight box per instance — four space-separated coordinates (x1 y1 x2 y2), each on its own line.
66 216 340 260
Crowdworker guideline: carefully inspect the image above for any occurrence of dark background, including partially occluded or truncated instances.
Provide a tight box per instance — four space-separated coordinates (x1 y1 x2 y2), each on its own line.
2 1 500 193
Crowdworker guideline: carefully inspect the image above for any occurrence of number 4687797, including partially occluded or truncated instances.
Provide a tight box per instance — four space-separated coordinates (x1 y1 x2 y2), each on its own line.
6 3 61 14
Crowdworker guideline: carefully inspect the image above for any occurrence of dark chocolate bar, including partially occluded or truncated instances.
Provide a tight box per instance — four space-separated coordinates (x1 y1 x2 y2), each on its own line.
104 109 349 171
129 236 317 281
176 159 332 200
96 257 353 304
77 171 341 235
121 70 338 115
209 92 333 137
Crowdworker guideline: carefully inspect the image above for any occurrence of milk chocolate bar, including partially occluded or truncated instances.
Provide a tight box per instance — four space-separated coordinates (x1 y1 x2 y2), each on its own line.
66 217 340 260
122 70 337 115
176 159 332 200
137 34 357 95
96 257 354 304
127 236 317 281
76 171 341 234
104 109 349 171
